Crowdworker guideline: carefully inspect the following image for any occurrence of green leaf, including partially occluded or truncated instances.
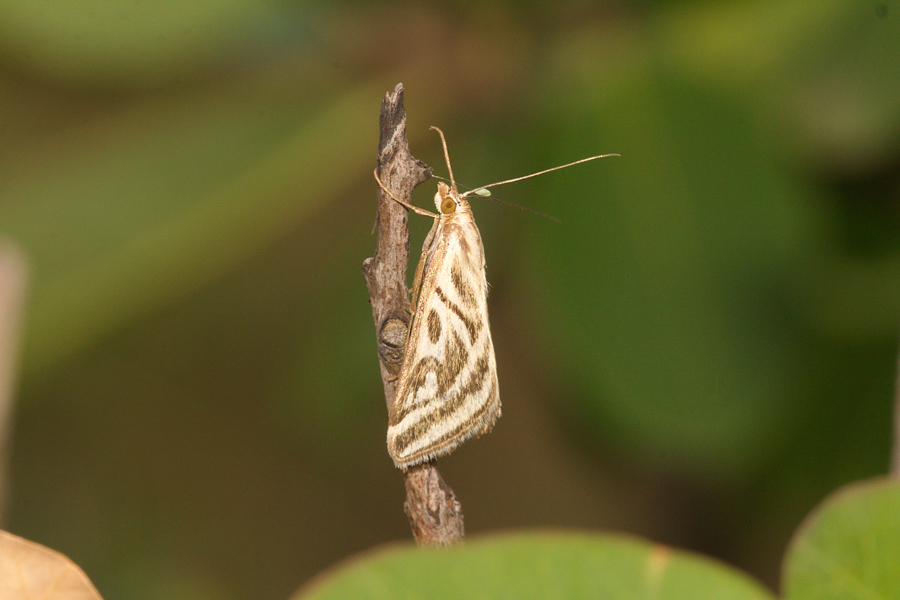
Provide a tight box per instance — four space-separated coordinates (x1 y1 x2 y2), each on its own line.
294 531 774 600
783 478 900 600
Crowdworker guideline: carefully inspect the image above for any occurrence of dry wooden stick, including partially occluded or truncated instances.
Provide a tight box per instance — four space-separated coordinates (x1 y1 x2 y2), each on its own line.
362 83 465 545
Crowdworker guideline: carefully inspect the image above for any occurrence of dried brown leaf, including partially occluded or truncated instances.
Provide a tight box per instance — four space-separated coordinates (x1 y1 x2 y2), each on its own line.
0 531 102 600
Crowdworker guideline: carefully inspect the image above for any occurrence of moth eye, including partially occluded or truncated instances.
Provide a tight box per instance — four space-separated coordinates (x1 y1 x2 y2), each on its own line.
441 197 456 214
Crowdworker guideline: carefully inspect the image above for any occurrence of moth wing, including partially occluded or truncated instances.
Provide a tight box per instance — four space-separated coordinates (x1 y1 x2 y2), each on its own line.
387 216 500 468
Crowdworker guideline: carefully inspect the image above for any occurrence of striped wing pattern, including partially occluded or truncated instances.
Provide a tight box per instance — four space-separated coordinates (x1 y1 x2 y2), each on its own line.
387 204 501 468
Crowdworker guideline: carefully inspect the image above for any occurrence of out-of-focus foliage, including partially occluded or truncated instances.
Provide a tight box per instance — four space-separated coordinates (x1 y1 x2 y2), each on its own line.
0 0 280 86
296 478 900 599
1 1 898 599
5 477 898 600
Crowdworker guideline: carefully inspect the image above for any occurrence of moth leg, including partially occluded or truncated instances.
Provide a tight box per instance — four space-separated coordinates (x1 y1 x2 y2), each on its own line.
373 169 439 218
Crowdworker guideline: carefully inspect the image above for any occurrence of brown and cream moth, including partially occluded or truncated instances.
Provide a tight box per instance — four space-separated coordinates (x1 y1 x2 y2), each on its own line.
375 127 616 469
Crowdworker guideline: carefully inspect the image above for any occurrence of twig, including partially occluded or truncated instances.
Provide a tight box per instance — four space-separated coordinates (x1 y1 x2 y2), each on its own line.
362 84 465 545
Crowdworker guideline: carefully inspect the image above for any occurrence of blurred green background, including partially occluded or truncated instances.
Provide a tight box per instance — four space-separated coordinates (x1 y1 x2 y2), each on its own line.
1 1 898 599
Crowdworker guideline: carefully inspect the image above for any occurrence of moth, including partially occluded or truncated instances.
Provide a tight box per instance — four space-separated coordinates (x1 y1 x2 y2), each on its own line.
375 127 616 469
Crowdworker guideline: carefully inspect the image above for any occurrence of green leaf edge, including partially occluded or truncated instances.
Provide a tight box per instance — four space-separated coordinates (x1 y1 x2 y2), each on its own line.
782 476 900 600
294 529 775 600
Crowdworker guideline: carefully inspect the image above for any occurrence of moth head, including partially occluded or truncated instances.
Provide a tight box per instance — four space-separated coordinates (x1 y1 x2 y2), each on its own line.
435 181 466 214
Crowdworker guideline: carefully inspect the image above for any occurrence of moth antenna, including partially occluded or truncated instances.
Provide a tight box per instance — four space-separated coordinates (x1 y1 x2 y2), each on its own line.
465 153 621 194
436 176 488 197
482 195 561 222
430 126 457 192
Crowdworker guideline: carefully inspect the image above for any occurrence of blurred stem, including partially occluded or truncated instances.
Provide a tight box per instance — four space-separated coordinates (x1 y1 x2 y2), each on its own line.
0 241 28 523
362 84 464 545
893 333 900 478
